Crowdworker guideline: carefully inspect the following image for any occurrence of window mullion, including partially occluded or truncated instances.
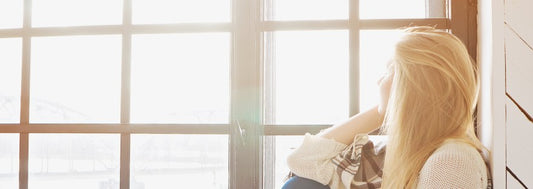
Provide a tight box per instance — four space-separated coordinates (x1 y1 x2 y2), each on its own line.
263 4 276 187
230 0 263 188
120 0 132 188
349 0 361 116
19 0 32 188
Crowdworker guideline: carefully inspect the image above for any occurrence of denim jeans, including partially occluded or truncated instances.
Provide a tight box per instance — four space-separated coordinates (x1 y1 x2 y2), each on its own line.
281 176 330 189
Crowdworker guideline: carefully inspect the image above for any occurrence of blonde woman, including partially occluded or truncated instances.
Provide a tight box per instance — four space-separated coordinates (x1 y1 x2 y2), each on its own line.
282 27 488 189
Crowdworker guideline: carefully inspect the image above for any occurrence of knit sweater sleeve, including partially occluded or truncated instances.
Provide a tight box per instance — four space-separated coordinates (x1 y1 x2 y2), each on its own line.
286 133 347 185
417 142 488 189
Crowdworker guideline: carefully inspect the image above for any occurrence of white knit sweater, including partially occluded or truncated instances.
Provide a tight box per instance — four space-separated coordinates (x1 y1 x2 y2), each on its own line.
286 134 488 189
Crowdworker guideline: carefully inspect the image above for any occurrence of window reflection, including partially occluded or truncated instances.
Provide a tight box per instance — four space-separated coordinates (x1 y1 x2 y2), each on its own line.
0 134 19 188
29 134 120 189
265 30 349 124
131 134 228 189
0 38 22 123
30 35 122 123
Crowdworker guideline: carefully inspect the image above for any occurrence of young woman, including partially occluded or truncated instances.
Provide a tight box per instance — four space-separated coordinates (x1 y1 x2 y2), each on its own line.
282 27 488 189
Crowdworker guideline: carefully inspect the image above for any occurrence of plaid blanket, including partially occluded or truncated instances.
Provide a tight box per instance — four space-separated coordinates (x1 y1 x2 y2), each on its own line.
331 134 386 189
287 133 493 189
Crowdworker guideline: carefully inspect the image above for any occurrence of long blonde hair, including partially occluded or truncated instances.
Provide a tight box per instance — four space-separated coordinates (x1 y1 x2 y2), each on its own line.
381 27 483 188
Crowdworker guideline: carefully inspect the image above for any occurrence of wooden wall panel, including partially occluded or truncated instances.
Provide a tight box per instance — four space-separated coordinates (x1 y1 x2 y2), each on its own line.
505 26 533 117
506 97 533 187
505 0 533 47
507 171 526 189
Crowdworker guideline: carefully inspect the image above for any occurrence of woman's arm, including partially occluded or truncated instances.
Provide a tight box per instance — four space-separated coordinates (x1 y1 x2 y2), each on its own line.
318 106 384 145
285 106 385 185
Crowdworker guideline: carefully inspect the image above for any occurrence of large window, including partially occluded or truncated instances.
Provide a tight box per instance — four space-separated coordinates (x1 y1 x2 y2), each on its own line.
0 0 475 188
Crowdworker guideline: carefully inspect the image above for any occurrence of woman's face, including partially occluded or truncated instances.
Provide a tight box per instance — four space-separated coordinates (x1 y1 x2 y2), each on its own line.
377 61 394 115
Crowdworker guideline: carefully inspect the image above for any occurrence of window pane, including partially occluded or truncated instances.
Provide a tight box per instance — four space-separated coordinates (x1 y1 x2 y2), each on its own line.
0 0 23 28
30 35 122 123
32 0 122 27
131 33 230 124
265 0 347 21
29 134 120 189
0 38 22 123
359 30 403 112
131 134 228 188
132 0 230 24
0 134 19 188
274 136 303 189
360 0 444 19
265 31 349 124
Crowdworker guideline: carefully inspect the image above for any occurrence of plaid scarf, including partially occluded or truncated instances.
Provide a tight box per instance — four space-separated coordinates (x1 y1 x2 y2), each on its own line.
329 134 493 189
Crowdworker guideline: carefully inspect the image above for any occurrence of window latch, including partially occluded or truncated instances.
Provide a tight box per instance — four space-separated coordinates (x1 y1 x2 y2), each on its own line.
235 120 247 146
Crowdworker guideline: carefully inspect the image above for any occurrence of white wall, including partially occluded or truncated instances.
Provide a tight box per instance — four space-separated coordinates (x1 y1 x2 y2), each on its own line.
477 0 505 188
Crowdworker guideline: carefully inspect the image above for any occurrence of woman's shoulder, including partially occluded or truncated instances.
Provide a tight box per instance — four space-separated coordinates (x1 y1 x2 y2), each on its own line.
431 140 483 158
423 141 487 174
417 141 488 188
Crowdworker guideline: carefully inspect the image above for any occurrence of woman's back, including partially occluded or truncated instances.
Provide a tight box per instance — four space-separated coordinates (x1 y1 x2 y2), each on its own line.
418 141 488 188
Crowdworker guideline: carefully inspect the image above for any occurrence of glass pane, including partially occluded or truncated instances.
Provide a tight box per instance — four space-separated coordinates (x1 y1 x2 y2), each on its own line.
265 0 347 21
132 0 230 24
29 134 120 189
274 136 303 189
30 35 122 123
360 0 445 19
131 33 230 124
359 30 403 112
131 134 228 188
0 38 22 123
266 31 349 124
0 134 19 188
0 0 23 28
32 0 122 27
